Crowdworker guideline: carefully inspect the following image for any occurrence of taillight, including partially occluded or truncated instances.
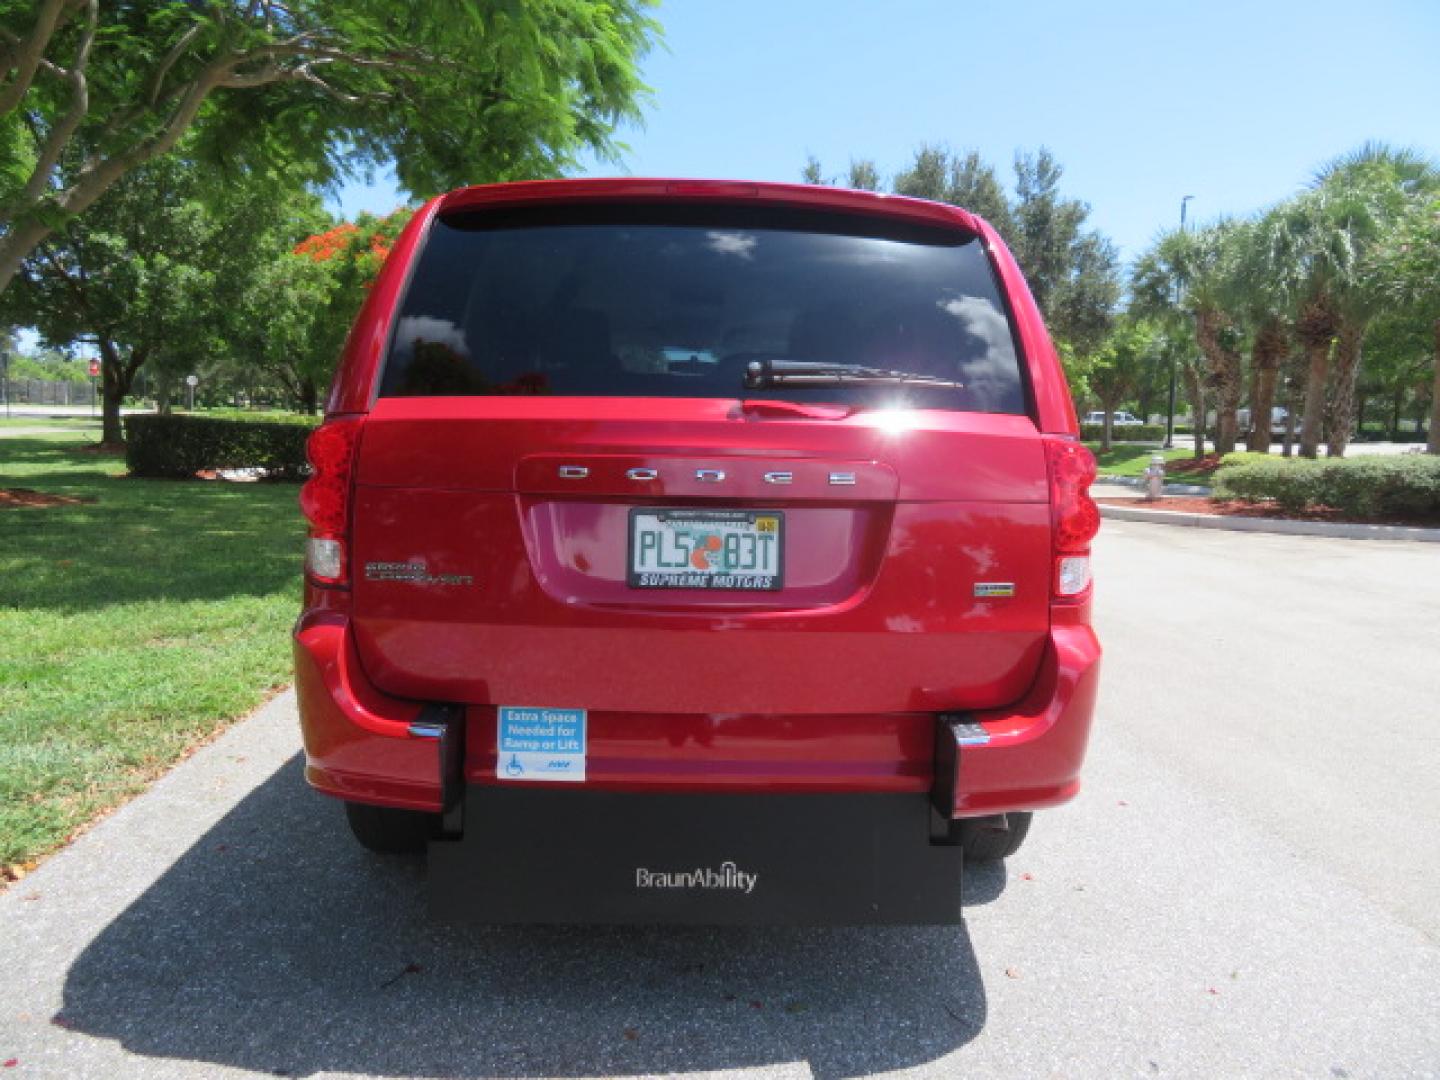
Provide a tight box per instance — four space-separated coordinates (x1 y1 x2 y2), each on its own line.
299 417 363 586
1043 435 1100 599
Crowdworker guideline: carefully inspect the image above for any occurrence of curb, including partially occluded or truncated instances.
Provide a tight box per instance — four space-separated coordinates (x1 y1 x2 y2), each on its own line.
1100 502 1440 543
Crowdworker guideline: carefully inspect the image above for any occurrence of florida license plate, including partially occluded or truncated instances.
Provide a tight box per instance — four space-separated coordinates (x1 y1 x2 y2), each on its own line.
628 509 784 590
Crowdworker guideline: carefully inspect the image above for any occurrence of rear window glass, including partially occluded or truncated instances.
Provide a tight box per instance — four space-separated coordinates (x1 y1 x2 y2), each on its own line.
379 204 1027 413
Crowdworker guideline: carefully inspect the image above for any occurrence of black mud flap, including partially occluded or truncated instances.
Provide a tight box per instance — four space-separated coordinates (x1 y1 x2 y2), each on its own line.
428 788 964 926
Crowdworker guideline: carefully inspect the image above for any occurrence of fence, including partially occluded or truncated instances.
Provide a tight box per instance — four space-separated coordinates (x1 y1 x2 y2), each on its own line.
1 378 99 408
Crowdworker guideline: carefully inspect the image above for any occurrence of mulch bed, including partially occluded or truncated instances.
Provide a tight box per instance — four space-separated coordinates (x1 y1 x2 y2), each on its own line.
1160 453 1230 479
1098 496 1438 529
72 442 126 455
0 487 94 508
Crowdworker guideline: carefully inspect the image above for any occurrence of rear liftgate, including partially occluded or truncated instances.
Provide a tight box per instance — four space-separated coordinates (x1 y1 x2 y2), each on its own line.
426 715 977 926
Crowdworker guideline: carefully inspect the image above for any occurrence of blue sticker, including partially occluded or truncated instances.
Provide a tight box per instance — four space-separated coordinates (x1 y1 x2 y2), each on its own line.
497 706 587 782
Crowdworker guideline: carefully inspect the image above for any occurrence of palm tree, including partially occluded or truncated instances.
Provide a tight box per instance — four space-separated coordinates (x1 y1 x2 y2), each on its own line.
1132 221 1246 453
1228 214 1293 453
1263 189 1368 458
1301 144 1439 457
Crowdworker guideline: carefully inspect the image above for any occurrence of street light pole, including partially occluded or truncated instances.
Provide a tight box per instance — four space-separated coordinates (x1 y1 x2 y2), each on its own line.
1163 195 1195 450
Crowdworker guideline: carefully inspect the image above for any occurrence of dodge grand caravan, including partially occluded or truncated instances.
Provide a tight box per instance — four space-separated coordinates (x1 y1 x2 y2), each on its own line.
294 178 1101 925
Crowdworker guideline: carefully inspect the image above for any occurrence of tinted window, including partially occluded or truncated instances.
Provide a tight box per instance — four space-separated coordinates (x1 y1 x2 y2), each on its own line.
380 204 1026 413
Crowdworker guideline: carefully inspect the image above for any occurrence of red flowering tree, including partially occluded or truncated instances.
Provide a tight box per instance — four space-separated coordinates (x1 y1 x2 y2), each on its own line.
232 209 409 413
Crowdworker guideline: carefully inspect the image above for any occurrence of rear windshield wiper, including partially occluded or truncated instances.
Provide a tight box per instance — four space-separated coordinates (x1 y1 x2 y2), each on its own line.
743 358 965 391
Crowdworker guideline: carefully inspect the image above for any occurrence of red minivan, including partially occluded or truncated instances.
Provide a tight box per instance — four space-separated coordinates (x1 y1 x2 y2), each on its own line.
294 179 1101 925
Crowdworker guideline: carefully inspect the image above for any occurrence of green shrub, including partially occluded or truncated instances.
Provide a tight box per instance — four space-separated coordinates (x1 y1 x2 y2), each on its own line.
125 414 311 480
192 408 320 426
1214 455 1440 520
1079 423 1166 442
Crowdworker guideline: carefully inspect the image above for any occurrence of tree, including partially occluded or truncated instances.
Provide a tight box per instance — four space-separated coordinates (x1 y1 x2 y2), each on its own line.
1008 149 1119 357
801 143 1121 378
891 144 949 202
1088 319 1157 451
1308 143 1439 457
1133 222 1246 453
261 209 408 412
846 159 880 191
889 145 1116 354
1 151 328 440
893 145 1013 234
0 0 660 296
1254 146 1439 458
5 343 85 382
1369 195 1440 453
1358 312 1433 443
1228 213 1291 452
1265 192 1343 458
1010 150 1088 319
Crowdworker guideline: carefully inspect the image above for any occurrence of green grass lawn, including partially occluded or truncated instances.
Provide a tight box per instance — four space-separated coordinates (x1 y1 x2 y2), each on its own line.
1086 444 1274 483
0 415 100 427
0 434 303 871
1087 444 1196 477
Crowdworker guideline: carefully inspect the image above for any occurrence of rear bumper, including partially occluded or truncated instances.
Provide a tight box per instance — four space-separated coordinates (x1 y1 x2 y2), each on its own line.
294 612 1100 816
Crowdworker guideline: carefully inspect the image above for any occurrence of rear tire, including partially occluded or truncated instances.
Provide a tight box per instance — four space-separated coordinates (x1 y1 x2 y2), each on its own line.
960 811 1032 863
343 800 435 854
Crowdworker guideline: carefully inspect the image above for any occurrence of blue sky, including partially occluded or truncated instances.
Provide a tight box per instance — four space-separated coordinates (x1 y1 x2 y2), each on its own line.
337 0 1435 263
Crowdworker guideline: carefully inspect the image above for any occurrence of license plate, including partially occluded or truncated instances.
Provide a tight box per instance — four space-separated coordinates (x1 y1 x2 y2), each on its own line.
628 509 784 590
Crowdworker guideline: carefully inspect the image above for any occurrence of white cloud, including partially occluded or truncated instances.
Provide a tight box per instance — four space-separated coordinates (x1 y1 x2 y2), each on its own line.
936 295 1020 410
394 316 469 357
706 230 758 259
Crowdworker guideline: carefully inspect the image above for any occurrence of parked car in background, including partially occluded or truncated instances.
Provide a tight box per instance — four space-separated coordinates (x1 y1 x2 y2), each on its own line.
293 178 1102 926
1237 406 1291 436
1083 410 1143 427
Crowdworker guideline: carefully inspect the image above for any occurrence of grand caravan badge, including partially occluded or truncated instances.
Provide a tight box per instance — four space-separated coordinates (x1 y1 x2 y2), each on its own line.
363 560 474 586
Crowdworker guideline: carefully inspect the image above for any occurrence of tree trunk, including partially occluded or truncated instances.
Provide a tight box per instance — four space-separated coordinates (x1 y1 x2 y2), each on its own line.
155 378 172 416
1247 318 1286 454
1296 297 1338 459
98 339 128 445
1183 366 1206 459
1428 318 1440 456
299 377 319 415
1194 308 1242 454
1281 351 1303 457
98 338 146 445
1298 339 1333 457
1215 344 1243 454
1324 321 1365 458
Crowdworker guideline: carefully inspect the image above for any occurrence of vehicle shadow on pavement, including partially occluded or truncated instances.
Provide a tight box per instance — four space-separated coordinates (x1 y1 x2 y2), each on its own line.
59 756 1000 1079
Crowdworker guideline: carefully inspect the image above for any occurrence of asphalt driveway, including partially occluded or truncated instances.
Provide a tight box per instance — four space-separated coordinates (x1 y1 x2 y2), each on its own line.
1 521 1437 1078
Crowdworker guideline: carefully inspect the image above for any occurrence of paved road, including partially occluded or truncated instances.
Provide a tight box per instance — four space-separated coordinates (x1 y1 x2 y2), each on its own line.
1 522 1438 1078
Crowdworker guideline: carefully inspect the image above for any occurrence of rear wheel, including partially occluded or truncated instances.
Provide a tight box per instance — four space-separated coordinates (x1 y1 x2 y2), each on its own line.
344 800 436 854
959 811 1032 863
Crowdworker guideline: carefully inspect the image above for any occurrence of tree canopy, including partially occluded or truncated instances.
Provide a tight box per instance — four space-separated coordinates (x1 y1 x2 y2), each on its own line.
0 0 661 293
805 144 1121 365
